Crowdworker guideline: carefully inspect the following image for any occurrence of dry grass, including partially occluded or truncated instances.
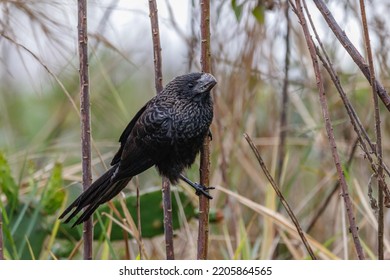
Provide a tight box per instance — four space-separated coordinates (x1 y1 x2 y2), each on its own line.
0 0 389 259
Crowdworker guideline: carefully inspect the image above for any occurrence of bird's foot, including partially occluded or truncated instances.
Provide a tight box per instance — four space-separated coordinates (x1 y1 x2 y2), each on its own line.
193 183 214 199
179 174 214 199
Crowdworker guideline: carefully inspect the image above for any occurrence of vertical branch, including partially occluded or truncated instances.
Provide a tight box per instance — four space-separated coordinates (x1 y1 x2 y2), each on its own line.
276 2 291 184
161 177 174 259
0 210 3 260
294 0 365 259
148 0 174 260
198 0 211 260
78 0 93 260
359 0 384 260
149 0 163 94
136 185 143 259
187 2 198 73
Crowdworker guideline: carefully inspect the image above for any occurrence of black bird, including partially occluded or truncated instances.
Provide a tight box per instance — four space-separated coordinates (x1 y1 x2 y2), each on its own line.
59 72 217 226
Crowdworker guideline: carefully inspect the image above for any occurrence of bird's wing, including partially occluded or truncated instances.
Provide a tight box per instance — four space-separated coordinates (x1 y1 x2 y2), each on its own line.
113 101 174 181
111 103 148 166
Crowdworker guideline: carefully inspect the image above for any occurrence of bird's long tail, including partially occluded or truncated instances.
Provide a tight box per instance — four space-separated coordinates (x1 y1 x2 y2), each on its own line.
59 164 132 227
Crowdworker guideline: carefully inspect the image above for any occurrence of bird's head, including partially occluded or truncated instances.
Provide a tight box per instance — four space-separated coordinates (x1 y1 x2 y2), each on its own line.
164 72 217 99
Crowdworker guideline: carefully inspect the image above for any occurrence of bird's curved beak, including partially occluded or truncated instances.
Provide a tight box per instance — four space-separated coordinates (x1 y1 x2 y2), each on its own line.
196 73 217 93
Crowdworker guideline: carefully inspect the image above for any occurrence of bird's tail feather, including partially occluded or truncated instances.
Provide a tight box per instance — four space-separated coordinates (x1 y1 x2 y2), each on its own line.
59 165 132 227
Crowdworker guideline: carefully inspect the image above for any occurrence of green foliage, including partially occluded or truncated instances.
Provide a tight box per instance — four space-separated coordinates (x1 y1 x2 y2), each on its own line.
231 0 245 22
251 4 265 24
1 161 46 259
7 203 47 259
0 151 19 212
231 0 265 24
41 163 65 215
1 0 388 260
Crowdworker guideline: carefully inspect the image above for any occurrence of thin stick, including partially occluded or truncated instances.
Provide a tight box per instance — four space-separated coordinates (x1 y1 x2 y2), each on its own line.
78 0 93 260
136 182 143 259
300 0 369 232
294 0 365 259
312 0 390 112
0 33 79 117
276 2 291 184
198 0 212 260
162 177 174 259
306 138 359 233
149 0 163 94
300 0 390 203
244 133 317 260
148 0 174 260
359 0 384 260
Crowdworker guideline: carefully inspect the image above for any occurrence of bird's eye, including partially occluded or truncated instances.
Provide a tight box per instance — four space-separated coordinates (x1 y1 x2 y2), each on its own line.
188 83 194 88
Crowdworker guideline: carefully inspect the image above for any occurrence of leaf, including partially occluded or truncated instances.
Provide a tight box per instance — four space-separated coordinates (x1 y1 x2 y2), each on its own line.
231 0 245 22
0 151 19 212
252 4 265 24
11 203 47 259
0 203 18 259
41 162 65 215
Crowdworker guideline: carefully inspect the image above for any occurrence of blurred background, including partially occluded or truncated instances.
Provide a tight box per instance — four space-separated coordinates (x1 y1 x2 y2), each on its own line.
0 0 390 259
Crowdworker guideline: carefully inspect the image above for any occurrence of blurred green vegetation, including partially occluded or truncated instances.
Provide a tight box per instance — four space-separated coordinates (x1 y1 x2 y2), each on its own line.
1 0 390 260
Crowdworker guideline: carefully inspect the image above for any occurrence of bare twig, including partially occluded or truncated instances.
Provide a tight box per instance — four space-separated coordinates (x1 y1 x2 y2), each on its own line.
306 138 359 233
148 0 174 260
78 0 93 260
136 182 143 259
276 2 291 184
244 133 317 260
300 0 390 203
90 0 119 59
359 0 384 260
161 177 174 259
293 0 365 259
0 33 79 117
0 34 109 181
198 0 212 260
312 0 390 112
300 0 368 233
188 3 198 72
149 0 163 94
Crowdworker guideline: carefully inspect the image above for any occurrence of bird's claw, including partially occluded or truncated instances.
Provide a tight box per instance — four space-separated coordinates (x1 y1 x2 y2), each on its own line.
194 183 214 199
208 130 213 141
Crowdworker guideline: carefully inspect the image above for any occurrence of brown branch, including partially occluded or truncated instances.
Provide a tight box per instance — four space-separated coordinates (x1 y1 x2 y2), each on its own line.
359 0 384 260
136 180 143 259
276 2 291 184
161 177 174 259
148 0 174 260
244 133 317 260
294 0 365 260
306 138 359 233
300 0 390 204
312 0 390 112
149 0 163 94
78 0 93 260
197 0 211 260
299 2 372 234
